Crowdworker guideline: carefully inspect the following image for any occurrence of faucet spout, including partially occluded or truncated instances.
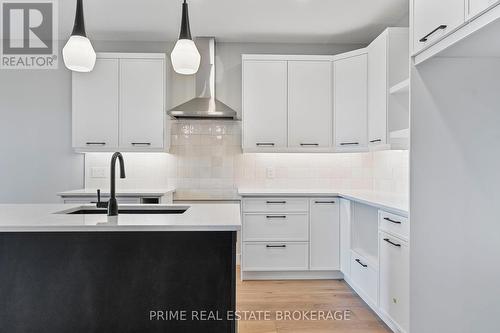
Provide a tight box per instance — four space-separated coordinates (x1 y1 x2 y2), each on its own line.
108 152 126 217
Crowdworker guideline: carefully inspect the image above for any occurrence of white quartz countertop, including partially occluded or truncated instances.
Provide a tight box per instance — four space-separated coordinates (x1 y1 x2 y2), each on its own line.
57 188 176 197
238 188 408 217
0 203 241 232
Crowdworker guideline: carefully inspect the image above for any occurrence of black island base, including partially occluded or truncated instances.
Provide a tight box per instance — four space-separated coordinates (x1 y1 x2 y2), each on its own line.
0 231 237 333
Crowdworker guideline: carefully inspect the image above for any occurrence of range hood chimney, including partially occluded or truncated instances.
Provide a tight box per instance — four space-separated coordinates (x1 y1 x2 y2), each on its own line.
168 37 238 120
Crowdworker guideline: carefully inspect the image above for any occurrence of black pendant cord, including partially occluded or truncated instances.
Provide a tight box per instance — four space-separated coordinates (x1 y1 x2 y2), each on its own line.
179 0 192 40
71 0 86 37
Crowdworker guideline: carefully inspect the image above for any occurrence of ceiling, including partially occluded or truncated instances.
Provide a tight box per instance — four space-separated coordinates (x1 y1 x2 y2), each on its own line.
59 0 409 44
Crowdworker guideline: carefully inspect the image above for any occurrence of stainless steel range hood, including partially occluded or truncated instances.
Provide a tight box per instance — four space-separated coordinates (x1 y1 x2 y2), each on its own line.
168 37 238 120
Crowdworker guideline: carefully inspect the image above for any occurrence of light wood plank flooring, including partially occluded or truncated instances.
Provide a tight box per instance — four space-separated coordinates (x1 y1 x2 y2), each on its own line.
237 268 391 333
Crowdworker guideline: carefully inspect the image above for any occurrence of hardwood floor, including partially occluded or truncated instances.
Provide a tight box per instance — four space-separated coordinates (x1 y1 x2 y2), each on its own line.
236 268 391 333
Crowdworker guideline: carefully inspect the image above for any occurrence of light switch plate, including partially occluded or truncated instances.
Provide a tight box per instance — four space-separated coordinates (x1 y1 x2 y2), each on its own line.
266 167 275 179
91 167 107 178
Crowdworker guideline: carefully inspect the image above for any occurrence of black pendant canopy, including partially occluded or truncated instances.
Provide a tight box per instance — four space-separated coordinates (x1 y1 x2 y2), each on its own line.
71 0 86 37
179 0 192 40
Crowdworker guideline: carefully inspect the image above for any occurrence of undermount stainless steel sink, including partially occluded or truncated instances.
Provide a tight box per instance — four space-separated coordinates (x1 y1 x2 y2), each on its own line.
55 205 189 215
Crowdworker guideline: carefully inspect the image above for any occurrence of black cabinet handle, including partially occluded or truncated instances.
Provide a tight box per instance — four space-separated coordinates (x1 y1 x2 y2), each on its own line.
86 142 106 146
370 139 382 143
314 201 336 204
300 143 319 147
256 143 275 147
266 201 286 204
266 245 286 248
266 215 287 219
340 142 359 146
355 259 368 268
131 142 152 146
384 238 402 248
383 217 402 224
420 25 447 42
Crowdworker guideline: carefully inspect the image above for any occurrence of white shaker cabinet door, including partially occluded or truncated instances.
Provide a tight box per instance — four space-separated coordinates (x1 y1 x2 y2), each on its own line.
379 232 409 333
119 59 165 149
243 61 288 151
413 0 465 53
333 53 368 151
72 58 119 150
368 33 388 147
309 199 340 271
288 61 332 149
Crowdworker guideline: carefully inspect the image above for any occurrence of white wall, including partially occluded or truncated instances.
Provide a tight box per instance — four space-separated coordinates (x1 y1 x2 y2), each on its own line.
411 58 500 332
0 48 83 203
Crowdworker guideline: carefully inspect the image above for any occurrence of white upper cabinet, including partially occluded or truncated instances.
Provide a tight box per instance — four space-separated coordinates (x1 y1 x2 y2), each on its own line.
413 0 466 53
468 0 500 17
333 51 368 152
288 61 332 149
310 199 340 271
368 28 409 149
243 60 288 151
368 33 389 147
72 58 119 150
119 59 165 149
72 53 167 152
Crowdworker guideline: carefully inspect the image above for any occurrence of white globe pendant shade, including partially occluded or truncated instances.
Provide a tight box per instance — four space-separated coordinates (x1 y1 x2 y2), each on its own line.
171 39 201 75
63 35 96 72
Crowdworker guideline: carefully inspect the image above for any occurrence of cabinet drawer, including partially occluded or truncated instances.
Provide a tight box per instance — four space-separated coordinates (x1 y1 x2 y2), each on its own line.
350 251 378 305
243 242 309 271
243 214 309 242
379 232 409 333
379 211 409 241
242 198 308 213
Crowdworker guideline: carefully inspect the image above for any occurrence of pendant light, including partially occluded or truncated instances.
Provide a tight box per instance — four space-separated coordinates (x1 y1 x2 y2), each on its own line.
63 0 96 72
171 0 201 75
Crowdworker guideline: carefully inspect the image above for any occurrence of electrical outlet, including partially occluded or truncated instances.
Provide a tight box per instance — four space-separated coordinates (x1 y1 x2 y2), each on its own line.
91 167 107 178
266 167 275 179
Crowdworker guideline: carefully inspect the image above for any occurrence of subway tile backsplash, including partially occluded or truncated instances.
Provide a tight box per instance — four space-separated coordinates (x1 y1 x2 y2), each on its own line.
85 120 408 198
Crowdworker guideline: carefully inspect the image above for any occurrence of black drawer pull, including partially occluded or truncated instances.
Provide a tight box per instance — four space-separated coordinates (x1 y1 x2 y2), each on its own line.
266 215 287 219
131 142 151 146
300 143 319 147
355 259 368 268
384 238 402 247
266 245 286 248
384 217 402 224
266 201 286 204
370 139 382 143
340 142 359 146
86 142 106 146
256 143 275 147
420 25 447 42
314 201 336 204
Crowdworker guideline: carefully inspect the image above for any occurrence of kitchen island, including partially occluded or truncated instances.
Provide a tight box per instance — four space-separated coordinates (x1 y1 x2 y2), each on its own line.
0 203 240 333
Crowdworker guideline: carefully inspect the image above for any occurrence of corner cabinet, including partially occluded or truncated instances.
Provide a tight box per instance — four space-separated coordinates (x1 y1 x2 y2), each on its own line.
333 50 368 152
242 55 333 153
72 53 168 152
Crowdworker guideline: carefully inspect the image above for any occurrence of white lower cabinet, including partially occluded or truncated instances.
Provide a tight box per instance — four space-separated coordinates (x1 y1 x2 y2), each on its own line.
310 199 340 271
379 232 409 333
350 250 378 307
241 196 340 279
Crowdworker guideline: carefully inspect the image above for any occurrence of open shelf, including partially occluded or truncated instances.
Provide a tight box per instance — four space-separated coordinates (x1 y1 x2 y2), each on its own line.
389 79 409 95
390 128 409 139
